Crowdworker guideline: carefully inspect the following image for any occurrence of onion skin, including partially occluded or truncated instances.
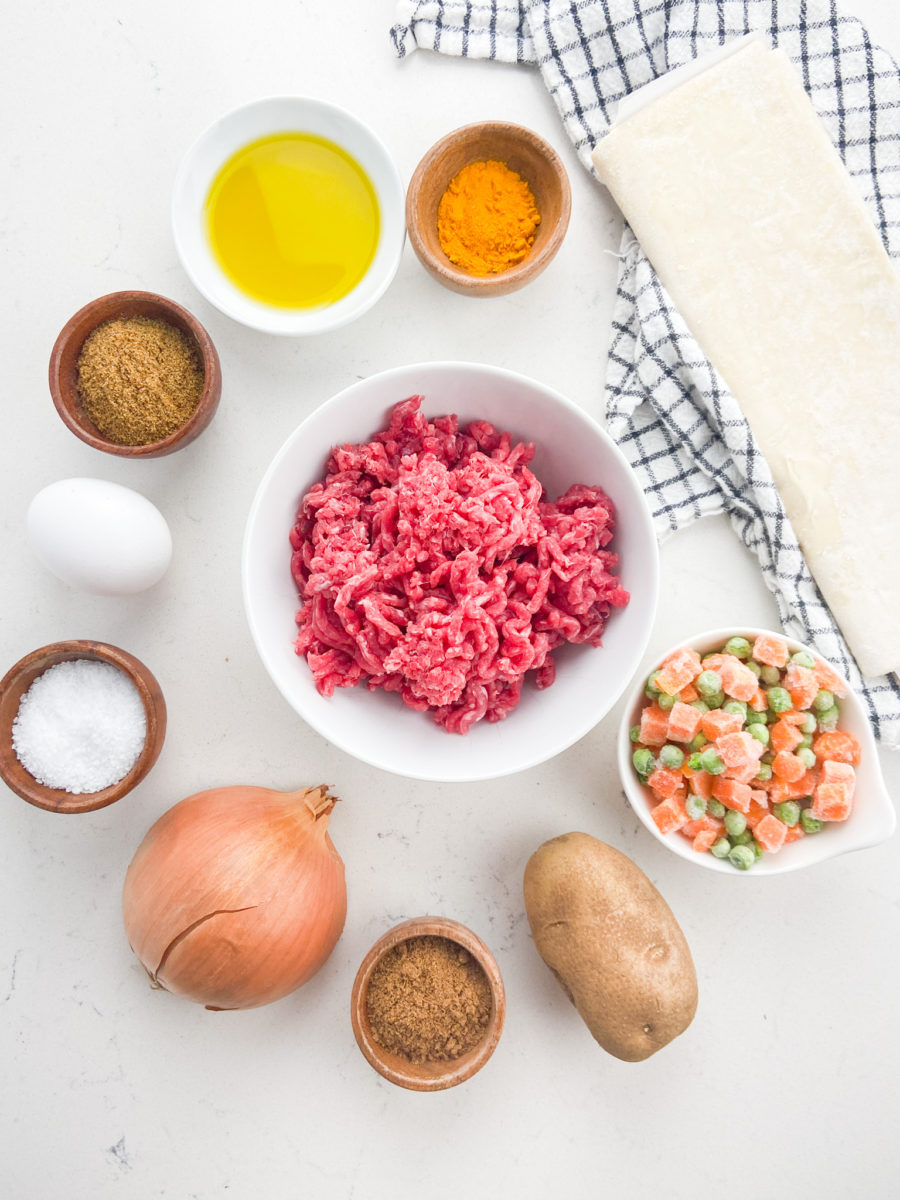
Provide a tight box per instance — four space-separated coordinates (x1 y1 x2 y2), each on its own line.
122 785 346 1010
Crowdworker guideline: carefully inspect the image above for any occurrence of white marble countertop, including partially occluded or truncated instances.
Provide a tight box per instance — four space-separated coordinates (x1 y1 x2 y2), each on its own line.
2 3 898 1197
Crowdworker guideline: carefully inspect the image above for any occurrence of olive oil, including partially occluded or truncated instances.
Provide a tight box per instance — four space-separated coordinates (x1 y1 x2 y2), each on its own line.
205 132 380 310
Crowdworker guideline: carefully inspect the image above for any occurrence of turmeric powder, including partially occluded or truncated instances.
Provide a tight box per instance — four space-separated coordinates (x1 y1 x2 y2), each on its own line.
437 159 540 276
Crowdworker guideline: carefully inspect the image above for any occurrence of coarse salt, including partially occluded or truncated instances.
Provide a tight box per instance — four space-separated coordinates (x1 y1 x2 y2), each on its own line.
12 659 147 794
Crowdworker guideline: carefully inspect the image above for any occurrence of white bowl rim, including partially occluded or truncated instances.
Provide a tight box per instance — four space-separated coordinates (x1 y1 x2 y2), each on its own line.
242 359 660 781
617 625 896 876
171 95 406 336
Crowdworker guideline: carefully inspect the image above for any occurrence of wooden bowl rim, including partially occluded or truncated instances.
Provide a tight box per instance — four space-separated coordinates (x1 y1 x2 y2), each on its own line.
405 120 572 297
48 290 222 458
350 915 506 1091
0 640 167 813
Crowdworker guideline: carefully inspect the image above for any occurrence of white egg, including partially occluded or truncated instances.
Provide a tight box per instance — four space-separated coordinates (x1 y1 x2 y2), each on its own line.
27 478 172 596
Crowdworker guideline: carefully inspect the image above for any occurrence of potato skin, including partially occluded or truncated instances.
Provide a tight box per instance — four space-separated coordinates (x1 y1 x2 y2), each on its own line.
523 832 698 1061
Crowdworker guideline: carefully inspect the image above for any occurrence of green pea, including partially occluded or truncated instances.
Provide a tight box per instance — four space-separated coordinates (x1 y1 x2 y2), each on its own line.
797 746 816 769
728 844 756 870
646 671 662 695
817 706 840 732
760 665 782 686
629 725 642 743
767 686 793 714
746 708 768 726
710 837 732 859
706 691 726 710
801 712 818 734
632 749 655 778
724 809 747 837
695 670 723 699
749 723 770 746
659 744 685 769
755 762 773 782
814 689 835 712
690 700 710 715
773 800 801 827
707 798 726 819
800 809 823 834
751 839 764 861
731 829 753 846
689 732 709 752
790 649 816 668
745 659 763 678
722 700 748 719
685 794 707 820
657 692 676 711
724 636 752 660
687 752 703 771
760 750 774 765
698 747 725 775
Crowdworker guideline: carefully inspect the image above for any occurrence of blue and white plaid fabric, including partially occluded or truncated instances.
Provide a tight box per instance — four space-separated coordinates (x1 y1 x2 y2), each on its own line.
392 0 900 746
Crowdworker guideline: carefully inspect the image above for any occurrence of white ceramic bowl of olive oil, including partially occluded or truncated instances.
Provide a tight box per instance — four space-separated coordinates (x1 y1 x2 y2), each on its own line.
172 97 406 336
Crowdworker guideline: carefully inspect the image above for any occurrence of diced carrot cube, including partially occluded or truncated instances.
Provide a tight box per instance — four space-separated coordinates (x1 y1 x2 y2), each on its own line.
716 731 765 767
812 656 849 698
727 758 764 784
767 781 791 806
755 814 788 851
689 770 714 800
667 701 703 743
692 829 720 853
785 768 818 800
752 634 789 668
655 648 702 696
647 767 685 800
639 704 669 747
771 719 803 754
773 751 806 782
651 796 688 835
813 731 861 766
780 710 809 725
711 777 753 813
746 795 770 829
821 760 856 798
783 823 806 843
749 687 768 712
700 709 744 740
700 653 730 672
810 782 853 822
679 683 699 703
783 664 819 710
719 658 759 702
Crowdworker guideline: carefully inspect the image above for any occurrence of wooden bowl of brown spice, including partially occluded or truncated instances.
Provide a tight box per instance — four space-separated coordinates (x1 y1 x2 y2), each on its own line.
48 290 222 458
350 915 506 1091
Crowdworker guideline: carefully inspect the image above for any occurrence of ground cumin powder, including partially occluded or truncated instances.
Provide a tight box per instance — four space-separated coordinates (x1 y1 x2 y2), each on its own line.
366 935 492 1063
76 316 203 445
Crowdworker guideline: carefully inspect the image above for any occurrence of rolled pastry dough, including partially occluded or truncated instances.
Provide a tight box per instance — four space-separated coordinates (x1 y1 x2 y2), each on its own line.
592 38 900 679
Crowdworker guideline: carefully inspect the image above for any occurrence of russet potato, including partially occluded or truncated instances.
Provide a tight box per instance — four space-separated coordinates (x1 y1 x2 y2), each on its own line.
523 832 697 1061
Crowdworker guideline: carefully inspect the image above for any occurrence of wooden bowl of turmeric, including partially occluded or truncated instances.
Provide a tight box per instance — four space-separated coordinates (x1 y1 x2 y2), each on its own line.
350 916 506 1091
406 122 571 296
49 290 222 458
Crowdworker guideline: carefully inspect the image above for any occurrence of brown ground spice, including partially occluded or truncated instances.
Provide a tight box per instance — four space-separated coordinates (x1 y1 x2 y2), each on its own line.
366 935 492 1064
76 316 203 446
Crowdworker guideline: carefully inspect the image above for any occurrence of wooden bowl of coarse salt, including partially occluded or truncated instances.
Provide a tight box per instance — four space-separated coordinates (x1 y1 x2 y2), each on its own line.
0 640 166 813
48 290 222 458
350 915 506 1091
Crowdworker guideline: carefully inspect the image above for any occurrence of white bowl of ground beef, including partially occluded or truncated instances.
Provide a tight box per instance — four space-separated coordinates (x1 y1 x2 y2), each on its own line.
243 362 658 782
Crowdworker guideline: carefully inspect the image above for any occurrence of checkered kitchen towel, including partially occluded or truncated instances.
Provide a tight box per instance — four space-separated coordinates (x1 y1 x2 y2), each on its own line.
392 0 900 747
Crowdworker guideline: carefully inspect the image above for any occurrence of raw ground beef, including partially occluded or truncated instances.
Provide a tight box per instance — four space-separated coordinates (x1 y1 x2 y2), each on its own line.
290 396 629 734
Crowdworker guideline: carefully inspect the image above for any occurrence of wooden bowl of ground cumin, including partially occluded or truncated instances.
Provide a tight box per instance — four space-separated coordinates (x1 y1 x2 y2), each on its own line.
351 916 506 1091
49 291 221 457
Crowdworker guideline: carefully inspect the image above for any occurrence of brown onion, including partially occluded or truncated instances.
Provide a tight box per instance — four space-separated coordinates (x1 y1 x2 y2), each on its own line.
122 784 346 1010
